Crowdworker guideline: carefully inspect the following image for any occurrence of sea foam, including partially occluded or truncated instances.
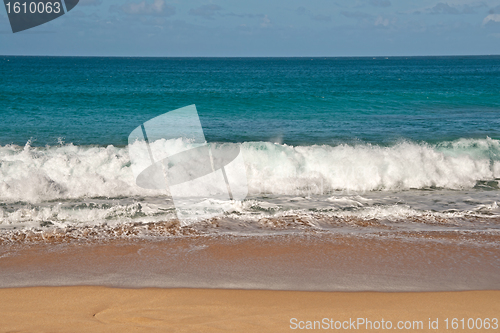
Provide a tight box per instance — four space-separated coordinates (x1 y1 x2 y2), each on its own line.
1 138 499 204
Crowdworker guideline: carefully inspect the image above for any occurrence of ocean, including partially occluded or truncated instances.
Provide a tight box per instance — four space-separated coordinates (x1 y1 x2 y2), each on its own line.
1 56 500 242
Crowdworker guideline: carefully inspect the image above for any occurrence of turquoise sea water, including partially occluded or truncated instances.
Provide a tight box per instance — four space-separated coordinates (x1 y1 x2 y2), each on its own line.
1 56 500 235
1 56 500 146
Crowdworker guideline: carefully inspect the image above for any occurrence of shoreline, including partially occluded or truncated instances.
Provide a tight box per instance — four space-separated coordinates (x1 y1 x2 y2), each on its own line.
1 232 499 291
2 230 498 331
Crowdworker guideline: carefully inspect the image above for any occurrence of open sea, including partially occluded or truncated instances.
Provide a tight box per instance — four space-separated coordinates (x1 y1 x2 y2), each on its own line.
1 56 500 242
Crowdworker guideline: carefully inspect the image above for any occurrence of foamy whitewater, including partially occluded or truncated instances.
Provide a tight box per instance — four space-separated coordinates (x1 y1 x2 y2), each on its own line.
1 138 500 239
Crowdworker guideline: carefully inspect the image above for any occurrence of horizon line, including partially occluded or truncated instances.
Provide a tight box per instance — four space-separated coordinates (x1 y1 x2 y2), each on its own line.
2 54 500 58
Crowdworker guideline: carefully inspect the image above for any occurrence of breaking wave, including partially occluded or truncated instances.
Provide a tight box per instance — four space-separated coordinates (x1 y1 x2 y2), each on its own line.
1 137 499 203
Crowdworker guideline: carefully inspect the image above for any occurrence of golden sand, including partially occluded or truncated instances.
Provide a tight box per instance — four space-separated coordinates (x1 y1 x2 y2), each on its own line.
0 287 498 332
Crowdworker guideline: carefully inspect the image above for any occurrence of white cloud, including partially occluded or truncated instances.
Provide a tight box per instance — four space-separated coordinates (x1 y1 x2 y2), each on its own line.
121 0 175 16
375 16 389 26
260 15 271 28
483 14 500 25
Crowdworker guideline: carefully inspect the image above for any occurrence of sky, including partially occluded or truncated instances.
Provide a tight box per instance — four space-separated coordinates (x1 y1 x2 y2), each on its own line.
1 0 500 56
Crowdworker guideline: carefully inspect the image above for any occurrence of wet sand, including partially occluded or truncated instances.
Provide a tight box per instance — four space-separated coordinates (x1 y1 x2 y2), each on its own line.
0 233 499 290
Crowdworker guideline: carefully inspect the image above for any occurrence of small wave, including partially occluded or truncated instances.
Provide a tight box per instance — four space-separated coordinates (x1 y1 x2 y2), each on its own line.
1 207 499 244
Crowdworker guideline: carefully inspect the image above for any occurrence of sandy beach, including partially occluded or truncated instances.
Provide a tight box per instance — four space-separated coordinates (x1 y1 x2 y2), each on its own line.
0 287 498 332
0 233 499 331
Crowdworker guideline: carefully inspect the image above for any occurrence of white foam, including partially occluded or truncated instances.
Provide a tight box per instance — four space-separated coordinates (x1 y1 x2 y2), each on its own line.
1 138 499 204
242 138 499 194
0 142 164 203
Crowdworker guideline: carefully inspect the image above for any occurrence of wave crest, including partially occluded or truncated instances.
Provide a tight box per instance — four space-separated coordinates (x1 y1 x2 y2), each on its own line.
0 138 499 203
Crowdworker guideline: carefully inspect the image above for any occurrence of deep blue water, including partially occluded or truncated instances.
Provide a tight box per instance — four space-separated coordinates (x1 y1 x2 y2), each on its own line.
1 56 500 147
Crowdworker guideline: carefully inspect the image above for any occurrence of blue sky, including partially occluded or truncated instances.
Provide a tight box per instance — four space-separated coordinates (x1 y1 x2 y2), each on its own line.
1 0 500 56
